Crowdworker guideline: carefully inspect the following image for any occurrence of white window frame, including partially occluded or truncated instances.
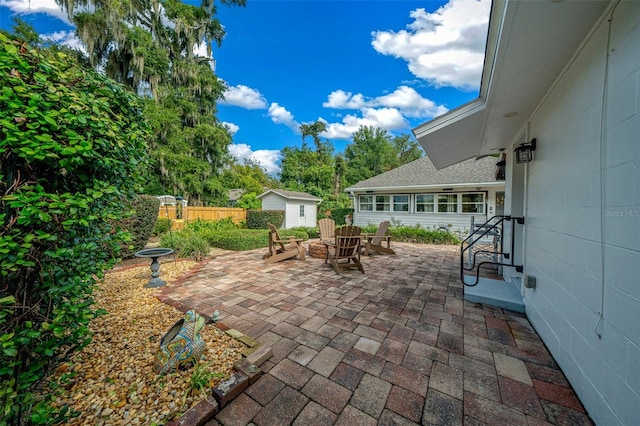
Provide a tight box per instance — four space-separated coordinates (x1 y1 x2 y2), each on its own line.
359 195 373 212
414 192 485 214
415 194 435 213
461 193 485 213
392 194 409 212
437 194 458 213
299 204 305 217
375 195 390 212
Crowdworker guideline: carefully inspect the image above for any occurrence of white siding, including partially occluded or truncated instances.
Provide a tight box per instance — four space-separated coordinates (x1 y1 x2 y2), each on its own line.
352 187 501 235
522 3 640 424
260 193 285 211
260 194 318 229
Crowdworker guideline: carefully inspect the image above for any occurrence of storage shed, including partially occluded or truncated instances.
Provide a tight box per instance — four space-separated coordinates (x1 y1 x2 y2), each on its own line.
257 189 322 229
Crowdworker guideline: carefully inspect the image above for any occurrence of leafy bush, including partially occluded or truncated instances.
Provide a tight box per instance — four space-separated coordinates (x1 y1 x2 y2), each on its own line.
0 33 150 424
204 229 268 251
287 226 315 239
153 218 173 236
184 217 237 233
120 194 160 258
160 231 210 261
357 224 460 245
331 208 354 226
246 210 284 229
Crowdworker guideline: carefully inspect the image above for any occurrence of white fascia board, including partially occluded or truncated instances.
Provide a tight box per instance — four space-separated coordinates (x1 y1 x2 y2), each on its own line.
346 182 505 193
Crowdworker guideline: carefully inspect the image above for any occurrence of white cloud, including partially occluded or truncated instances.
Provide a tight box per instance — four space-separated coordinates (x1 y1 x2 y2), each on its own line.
322 90 368 109
228 143 281 176
371 0 491 90
322 108 408 140
268 103 299 132
221 84 267 109
0 0 70 23
376 86 448 118
324 86 447 120
222 121 239 135
41 30 84 52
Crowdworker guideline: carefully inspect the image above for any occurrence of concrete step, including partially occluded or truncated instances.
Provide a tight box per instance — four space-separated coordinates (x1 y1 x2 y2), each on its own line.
463 276 524 313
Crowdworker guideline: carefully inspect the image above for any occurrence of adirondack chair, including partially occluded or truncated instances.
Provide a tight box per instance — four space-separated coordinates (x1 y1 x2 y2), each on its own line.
263 223 306 264
326 225 364 274
318 218 336 243
362 220 395 256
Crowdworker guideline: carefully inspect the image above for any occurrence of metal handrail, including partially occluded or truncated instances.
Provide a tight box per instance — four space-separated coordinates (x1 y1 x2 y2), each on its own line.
460 215 524 286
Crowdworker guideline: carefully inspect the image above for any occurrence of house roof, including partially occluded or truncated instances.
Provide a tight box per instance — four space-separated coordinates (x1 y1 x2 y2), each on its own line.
412 0 610 169
257 189 322 202
345 156 503 192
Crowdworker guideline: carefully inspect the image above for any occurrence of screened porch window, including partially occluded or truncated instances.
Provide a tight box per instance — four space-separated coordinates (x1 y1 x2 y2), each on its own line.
437 194 458 213
375 195 390 211
393 195 409 212
416 194 435 212
462 193 485 213
359 195 373 211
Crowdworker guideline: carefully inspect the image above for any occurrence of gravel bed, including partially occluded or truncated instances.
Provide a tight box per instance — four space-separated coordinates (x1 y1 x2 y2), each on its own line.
38 260 245 425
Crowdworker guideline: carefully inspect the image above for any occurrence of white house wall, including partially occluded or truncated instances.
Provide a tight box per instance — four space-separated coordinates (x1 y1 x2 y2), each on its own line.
522 3 639 424
352 188 500 235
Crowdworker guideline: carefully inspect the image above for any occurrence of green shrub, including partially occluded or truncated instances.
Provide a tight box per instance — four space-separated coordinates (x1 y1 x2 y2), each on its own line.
358 224 460 245
331 208 354 226
204 228 309 251
120 194 160 258
205 229 268 251
153 218 172 236
246 210 284 229
0 33 150 424
184 217 237 233
160 231 210 261
287 226 315 239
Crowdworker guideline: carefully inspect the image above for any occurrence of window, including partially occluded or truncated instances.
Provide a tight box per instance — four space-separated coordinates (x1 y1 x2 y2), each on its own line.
416 194 435 212
393 195 409 212
359 195 373 211
462 193 485 213
375 195 390 211
299 205 305 217
437 194 458 213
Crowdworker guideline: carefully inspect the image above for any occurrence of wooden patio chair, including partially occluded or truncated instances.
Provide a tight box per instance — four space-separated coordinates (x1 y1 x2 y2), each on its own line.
362 220 395 256
318 217 336 243
262 223 306 264
326 225 364 274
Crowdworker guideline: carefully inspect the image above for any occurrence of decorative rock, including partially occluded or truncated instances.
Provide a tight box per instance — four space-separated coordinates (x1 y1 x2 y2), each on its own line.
233 358 262 384
246 345 273 367
212 372 249 408
175 396 219 426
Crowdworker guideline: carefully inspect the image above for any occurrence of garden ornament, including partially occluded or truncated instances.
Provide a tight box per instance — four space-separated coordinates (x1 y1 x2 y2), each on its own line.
155 310 206 374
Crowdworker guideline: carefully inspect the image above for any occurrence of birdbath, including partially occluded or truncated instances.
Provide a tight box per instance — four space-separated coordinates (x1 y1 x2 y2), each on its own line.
134 248 174 288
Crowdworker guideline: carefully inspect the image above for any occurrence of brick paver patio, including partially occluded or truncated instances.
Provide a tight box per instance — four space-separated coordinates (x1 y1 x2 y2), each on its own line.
157 242 592 425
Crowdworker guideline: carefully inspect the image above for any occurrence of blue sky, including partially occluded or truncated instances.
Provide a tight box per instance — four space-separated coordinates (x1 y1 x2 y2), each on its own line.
0 0 491 175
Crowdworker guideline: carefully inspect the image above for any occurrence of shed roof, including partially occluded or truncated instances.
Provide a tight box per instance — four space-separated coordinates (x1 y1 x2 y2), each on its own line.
345 156 503 192
257 189 322 202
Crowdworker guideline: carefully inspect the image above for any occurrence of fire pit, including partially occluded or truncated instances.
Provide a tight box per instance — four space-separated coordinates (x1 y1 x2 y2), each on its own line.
134 248 174 288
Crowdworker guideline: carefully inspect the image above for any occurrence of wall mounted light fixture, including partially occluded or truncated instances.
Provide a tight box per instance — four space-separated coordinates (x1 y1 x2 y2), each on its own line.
515 138 537 163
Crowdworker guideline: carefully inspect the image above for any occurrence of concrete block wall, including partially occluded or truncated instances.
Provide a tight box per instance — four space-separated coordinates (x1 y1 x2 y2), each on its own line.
523 2 640 425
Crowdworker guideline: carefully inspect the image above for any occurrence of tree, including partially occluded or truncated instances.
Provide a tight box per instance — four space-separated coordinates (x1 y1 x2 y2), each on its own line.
344 126 423 186
279 121 336 204
0 32 150 424
54 0 246 205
